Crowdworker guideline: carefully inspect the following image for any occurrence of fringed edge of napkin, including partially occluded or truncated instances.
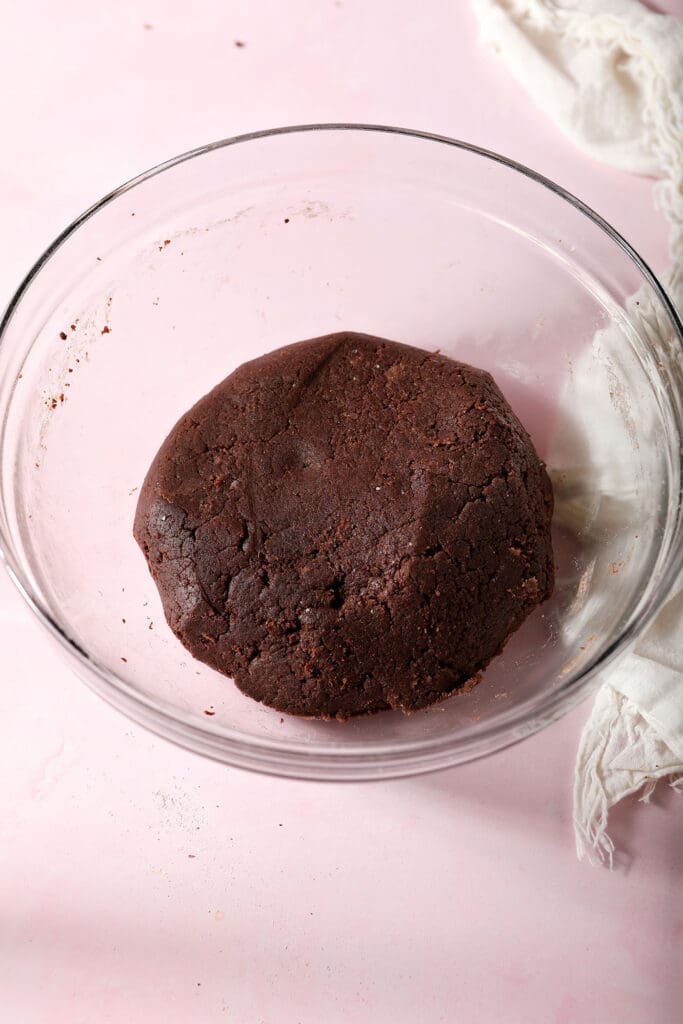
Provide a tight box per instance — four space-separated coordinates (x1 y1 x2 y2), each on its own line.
574 685 683 867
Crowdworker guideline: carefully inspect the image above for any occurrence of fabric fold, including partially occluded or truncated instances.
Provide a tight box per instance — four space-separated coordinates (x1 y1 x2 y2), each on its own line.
471 0 683 861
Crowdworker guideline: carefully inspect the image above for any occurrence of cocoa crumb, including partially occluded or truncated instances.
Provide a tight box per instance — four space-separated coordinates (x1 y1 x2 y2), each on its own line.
101 325 111 335
234 39 246 47
204 708 215 716
121 656 128 663
284 218 290 224
70 324 76 331
59 331 67 340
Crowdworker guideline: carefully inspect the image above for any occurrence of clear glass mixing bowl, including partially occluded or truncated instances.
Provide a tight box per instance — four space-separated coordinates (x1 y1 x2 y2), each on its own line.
1 125 682 779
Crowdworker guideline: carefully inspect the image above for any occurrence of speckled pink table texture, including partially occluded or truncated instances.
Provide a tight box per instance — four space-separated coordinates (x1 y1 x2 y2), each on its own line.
0 3 681 1023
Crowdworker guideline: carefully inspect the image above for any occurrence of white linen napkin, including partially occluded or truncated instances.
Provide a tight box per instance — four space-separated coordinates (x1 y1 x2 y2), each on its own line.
471 0 683 863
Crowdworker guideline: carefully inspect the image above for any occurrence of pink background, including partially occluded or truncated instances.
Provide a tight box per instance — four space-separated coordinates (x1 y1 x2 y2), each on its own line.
1 2 681 1022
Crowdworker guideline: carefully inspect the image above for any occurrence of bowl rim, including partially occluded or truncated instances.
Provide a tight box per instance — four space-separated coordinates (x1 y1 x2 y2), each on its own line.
1 122 682 778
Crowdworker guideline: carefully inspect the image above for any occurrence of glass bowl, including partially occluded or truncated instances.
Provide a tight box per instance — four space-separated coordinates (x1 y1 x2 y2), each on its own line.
1 125 682 780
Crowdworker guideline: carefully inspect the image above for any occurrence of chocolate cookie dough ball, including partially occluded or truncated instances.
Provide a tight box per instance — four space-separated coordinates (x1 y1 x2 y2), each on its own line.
135 332 554 719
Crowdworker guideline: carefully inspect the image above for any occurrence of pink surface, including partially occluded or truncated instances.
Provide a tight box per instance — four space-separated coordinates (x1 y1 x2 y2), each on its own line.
0 3 681 1022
